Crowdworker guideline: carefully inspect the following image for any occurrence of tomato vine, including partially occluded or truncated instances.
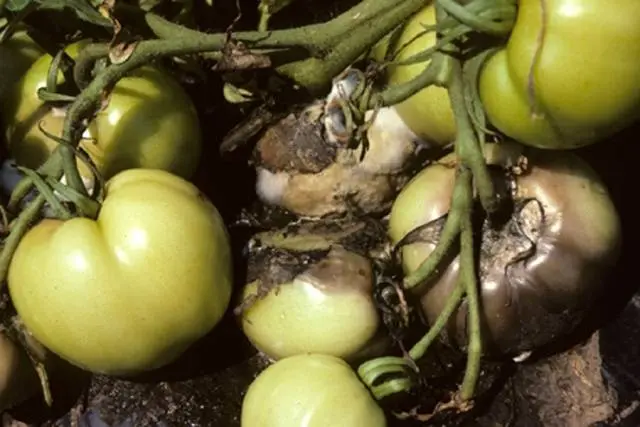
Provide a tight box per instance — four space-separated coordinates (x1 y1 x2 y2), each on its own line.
3 0 579 417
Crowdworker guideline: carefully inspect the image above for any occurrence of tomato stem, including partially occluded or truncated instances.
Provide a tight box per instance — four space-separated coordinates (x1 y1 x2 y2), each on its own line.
0 194 46 284
437 0 517 37
458 171 482 401
402 171 464 290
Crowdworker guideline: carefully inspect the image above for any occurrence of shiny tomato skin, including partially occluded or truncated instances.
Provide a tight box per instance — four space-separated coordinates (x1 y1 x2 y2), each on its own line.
377 4 456 147
7 169 233 376
2 40 202 181
241 353 387 427
0 29 44 100
479 0 640 149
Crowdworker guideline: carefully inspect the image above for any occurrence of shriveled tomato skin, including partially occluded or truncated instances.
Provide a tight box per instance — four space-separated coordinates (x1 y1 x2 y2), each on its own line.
7 169 233 376
479 0 640 149
389 147 621 355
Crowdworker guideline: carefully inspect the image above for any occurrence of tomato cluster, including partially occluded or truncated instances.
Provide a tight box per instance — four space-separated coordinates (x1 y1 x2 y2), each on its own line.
0 0 637 425
0 34 233 410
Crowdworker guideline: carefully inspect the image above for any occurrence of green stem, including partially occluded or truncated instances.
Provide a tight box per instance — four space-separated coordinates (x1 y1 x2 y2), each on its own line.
458 189 482 401
437 0 516 36
17 168 72 220
403 170 469 290
0 194 47 283
73 43 109 89
408 272 465 360
446 54 498 213
374 50 448 109
277 0 426 94
8 154 63 211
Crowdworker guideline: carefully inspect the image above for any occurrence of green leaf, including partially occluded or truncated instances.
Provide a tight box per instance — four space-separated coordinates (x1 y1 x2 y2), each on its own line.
4 0 35 12
35 0 112 27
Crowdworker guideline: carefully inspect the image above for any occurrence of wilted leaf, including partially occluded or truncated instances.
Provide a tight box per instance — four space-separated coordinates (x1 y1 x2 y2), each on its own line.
35 0 112 27
223 82 256 104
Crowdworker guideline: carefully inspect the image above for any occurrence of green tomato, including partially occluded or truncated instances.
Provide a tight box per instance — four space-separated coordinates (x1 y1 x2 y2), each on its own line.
241 353 387 427
8 168 233 376
374 4 456 147
479 0 640 149
2 40 202 182
388 145 621 355
240 246 383 362
0 28 44 100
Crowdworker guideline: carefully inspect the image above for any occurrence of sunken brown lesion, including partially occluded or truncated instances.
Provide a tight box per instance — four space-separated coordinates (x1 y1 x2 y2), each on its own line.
254 103 339 174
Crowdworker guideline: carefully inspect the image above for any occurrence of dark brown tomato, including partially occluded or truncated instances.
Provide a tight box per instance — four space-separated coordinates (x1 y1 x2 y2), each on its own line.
388 146 622 355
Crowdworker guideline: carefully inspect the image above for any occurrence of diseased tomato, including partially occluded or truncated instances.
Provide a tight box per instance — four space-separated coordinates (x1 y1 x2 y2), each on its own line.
238 220 387 362
0 331 40 411
254 73 425 218
372 4 456 148
241 353 387 427
479 0 640 149
7 169 233 376
2 40 202 185
388 145 621 355
0 28 44 100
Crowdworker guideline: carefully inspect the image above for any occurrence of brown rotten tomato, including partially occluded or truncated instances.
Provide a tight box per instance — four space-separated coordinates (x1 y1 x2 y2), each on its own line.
254 69 428 218
388 145 621 355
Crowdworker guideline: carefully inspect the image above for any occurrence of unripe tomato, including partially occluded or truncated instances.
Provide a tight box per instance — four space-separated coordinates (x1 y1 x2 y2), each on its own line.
479 0 640 149
239 221 386 361
0 331 40 411
241 353 387 427
0 28 44 100
388 145 621 355
2 40 202 182
374 4 456 147
8 169 233 376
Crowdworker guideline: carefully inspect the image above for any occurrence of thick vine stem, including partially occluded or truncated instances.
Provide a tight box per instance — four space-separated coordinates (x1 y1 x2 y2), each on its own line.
1 0 430 290
446 56 498 213
437 0 517 37
402 168 467 290
11 0 429 207
458 186 482 401
0 194 47 283
276 0 428 94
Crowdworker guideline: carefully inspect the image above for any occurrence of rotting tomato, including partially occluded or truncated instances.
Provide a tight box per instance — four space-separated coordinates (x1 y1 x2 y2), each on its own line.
2 40 202 187
479 0 640 149
0 28 44 100
238 219 388 362
0 330 40 411
7 168 233 376
254 70 426 219
388 143 621 356
241 353 387 427
372 4 456 148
